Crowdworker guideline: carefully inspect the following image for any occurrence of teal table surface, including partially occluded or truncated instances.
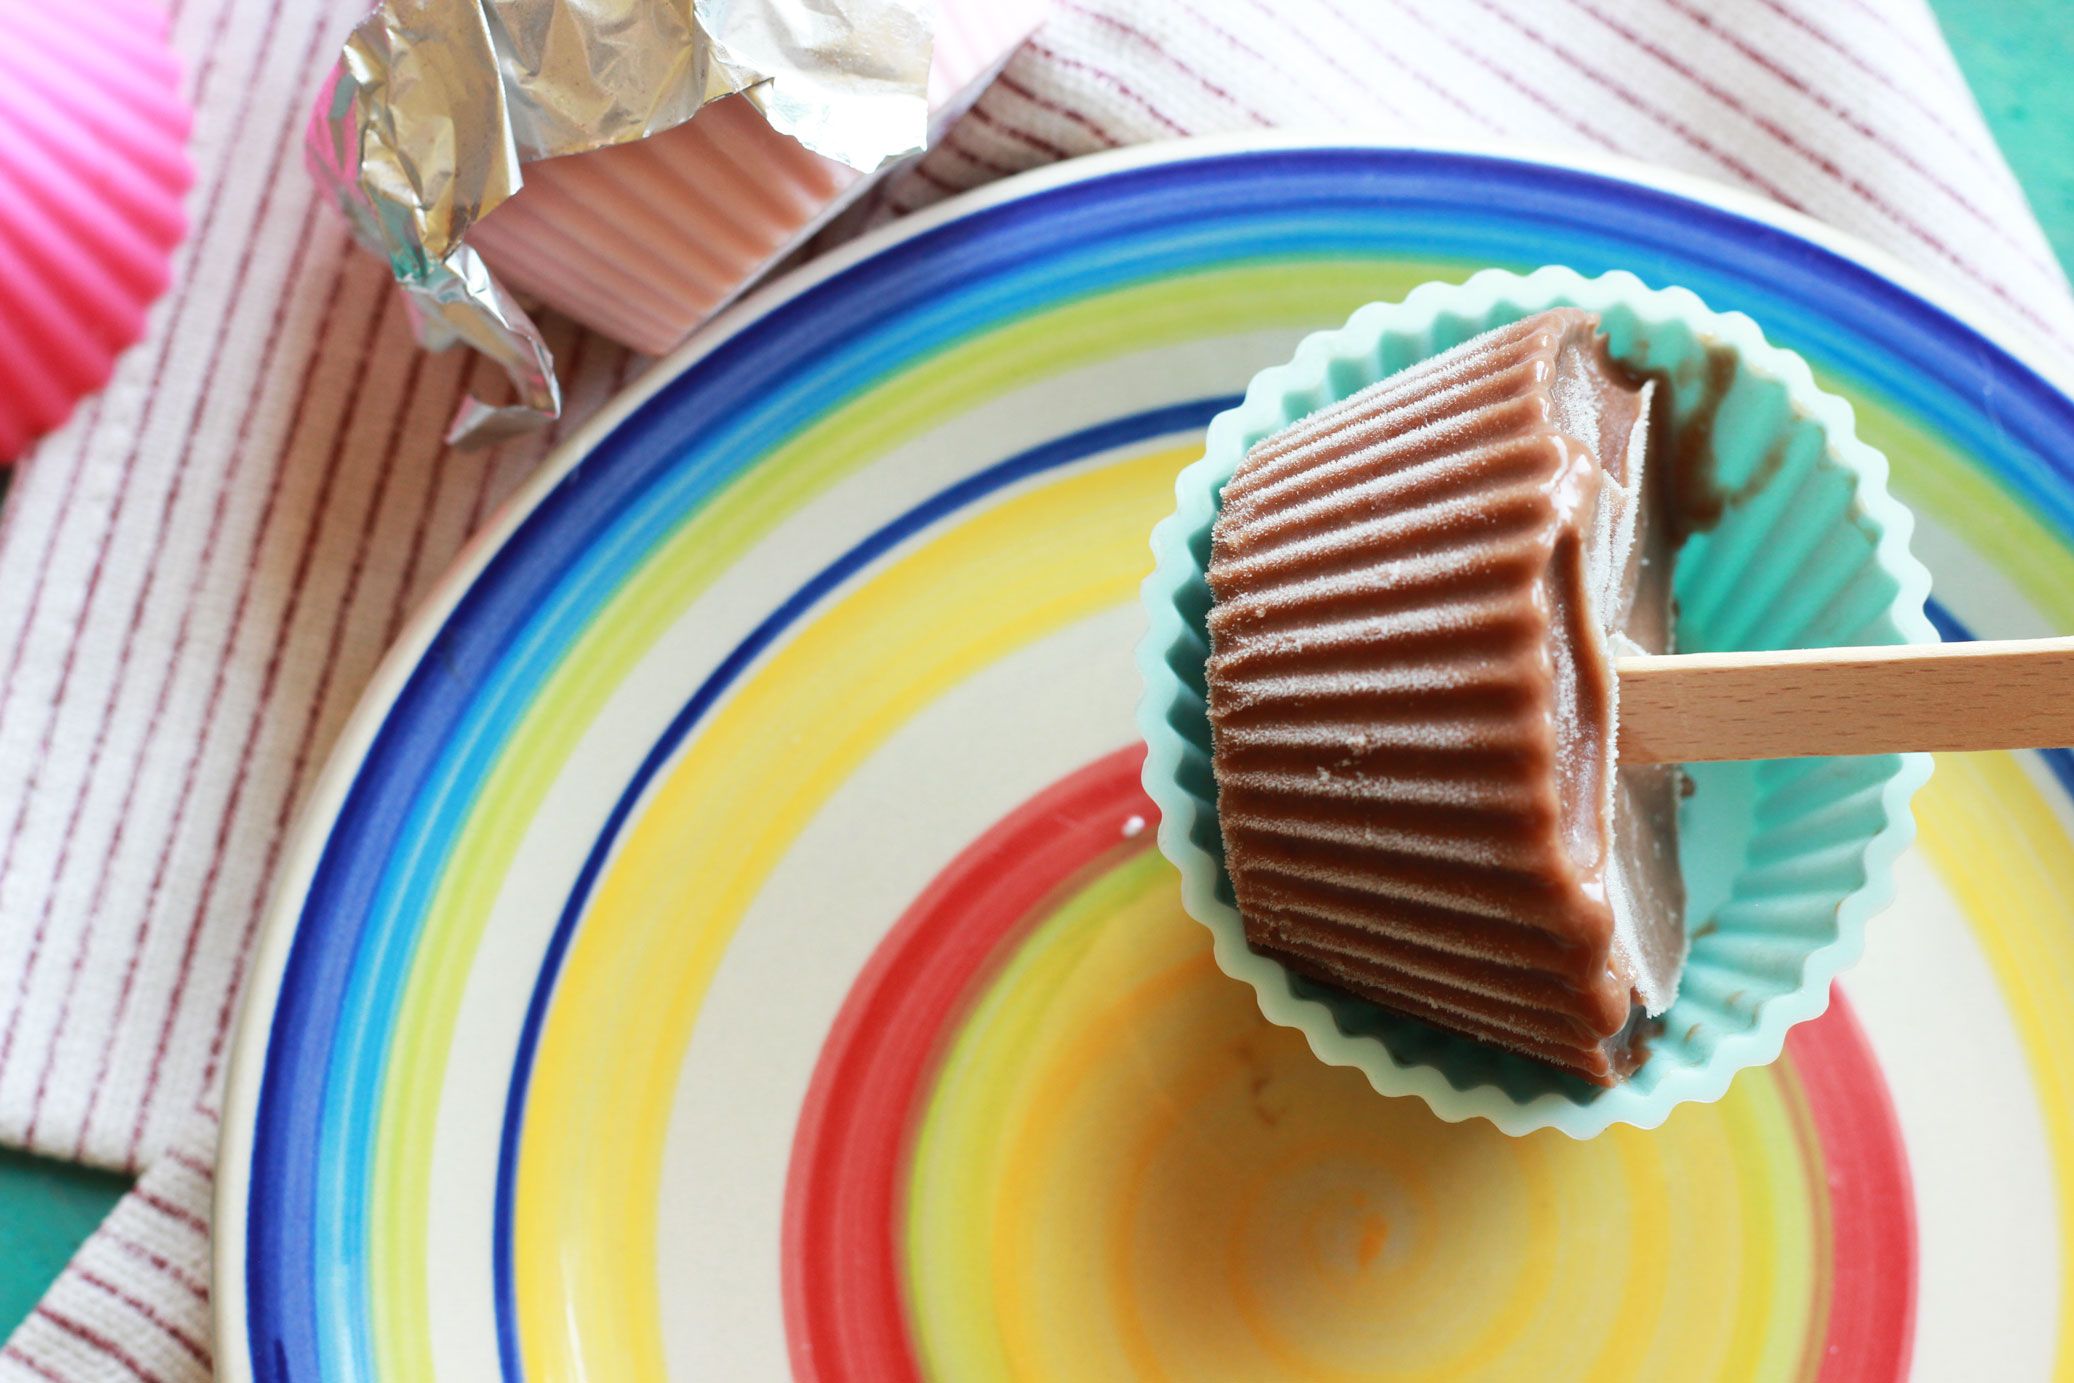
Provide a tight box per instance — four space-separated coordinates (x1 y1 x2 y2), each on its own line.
0 1148 132 1334
1941 0 2074 273
0 0 2067 1343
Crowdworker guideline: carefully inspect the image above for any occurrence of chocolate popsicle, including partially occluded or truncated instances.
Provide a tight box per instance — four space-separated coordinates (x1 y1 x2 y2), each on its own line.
1204 309 1685 1084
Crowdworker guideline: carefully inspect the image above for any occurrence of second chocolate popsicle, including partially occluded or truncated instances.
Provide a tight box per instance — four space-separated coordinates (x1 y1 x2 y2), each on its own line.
1204 308 1686 1084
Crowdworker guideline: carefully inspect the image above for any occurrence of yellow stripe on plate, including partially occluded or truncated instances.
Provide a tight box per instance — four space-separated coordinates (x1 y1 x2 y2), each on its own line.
512 445 1191 1379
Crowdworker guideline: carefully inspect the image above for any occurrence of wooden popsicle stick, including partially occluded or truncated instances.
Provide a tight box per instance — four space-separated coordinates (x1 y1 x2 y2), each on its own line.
1615 636 2074 764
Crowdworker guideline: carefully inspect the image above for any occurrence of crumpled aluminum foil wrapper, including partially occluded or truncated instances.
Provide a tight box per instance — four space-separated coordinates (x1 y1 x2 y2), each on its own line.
308 0 933 442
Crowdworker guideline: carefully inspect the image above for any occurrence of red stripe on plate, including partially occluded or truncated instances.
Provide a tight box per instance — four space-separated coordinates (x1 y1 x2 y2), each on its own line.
783 748 1151 1381
1792 987 1918 1381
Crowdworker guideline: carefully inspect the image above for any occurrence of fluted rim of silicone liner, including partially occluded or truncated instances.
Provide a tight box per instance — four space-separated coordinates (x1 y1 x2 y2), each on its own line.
1135 265 1939 1139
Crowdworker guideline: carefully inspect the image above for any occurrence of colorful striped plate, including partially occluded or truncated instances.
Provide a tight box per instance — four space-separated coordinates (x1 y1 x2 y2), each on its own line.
217 139 2074 1381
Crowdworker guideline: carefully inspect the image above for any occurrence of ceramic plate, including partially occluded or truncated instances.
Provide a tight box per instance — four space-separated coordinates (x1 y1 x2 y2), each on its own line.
218 139 2074 1381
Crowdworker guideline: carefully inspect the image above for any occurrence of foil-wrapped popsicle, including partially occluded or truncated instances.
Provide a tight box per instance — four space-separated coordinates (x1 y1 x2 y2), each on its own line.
470 0 1047 360
308 0 981 442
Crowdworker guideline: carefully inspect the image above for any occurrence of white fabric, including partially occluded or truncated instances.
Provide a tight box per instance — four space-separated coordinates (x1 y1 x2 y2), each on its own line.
2 0 2067 1376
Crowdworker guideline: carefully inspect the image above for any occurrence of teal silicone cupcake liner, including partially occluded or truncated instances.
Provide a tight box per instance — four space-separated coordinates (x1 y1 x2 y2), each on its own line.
1136 266 1937 1138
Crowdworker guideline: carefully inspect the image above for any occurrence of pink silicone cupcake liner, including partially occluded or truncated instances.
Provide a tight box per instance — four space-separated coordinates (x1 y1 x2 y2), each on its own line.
469 0 1048 356
0 0 193 460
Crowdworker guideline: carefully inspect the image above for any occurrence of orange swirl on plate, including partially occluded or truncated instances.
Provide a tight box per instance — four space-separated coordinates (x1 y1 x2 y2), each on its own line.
913 860 1813 1379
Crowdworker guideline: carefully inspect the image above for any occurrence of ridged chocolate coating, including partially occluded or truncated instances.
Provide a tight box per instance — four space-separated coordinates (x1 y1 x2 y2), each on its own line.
1206 309 1685 1084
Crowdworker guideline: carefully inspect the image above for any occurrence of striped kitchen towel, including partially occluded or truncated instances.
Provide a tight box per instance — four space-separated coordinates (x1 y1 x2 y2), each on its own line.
3 0 2069 1377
